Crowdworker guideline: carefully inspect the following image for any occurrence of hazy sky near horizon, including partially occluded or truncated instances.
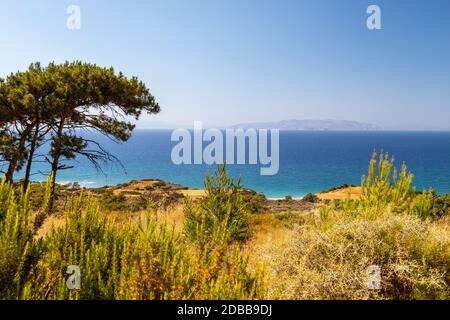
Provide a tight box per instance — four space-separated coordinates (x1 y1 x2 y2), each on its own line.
1 0 449 129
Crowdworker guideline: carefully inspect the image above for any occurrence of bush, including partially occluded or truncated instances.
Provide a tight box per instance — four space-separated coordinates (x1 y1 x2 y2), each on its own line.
302 193 319 203
182 165 264 299
275 211 306 228
97 190 148 212
0 179 43 299
184 164 250 245
239 189 268 214
431 194 450 218
359 151 414 213
412 193 450 220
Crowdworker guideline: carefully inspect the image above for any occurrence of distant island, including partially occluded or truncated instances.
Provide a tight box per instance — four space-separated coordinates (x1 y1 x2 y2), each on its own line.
230 119 382 131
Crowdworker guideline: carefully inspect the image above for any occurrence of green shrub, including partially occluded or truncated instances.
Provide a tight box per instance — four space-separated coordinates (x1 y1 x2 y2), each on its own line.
302 193 319 203
412 192 450 220
275 211 306 228
359 151 414 213
430 194 450 218
97 190 147 212
0 179 43 299
184 164 250 245
239 189 267 214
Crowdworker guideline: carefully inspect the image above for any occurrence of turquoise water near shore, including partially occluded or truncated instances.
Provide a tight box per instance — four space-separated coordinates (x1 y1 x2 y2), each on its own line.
12 130 450 198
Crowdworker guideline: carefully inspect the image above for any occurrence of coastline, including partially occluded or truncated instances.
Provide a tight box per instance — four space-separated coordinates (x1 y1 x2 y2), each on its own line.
57 178 364 202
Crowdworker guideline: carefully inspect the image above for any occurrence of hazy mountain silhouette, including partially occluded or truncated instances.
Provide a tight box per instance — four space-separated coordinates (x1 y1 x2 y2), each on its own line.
230 119 382 131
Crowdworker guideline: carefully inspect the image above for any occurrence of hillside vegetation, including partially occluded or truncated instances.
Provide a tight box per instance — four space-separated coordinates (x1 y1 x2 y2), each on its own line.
0 153 449 300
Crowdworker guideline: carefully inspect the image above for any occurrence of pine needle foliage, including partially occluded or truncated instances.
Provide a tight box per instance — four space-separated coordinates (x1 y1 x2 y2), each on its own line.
184 164 250 246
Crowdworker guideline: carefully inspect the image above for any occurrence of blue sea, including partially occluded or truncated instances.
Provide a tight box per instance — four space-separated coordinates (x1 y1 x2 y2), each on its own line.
15 130 450 198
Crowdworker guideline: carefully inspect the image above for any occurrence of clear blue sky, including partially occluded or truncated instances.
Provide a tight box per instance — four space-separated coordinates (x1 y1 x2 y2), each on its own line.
1 0 449 129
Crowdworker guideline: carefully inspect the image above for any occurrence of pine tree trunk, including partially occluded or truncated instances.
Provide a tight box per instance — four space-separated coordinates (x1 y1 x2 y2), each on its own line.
23 123 40 192
47 118 65 212
5 130 29 184
5 161 16 184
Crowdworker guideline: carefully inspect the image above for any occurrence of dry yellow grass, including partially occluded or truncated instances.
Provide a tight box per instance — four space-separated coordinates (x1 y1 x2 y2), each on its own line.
179 189 206 199
242 212 313 297
35 191 192 238
35 214 65 238
266 211 450 299
317 186 362 201
152 204 186 234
